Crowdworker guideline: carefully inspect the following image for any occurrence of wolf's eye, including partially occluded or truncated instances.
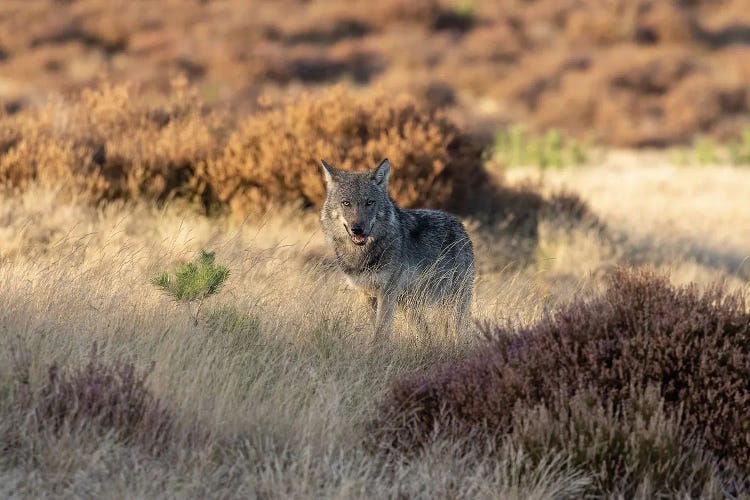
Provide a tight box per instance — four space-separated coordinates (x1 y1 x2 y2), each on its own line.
366 200 375 206
341 201 351 207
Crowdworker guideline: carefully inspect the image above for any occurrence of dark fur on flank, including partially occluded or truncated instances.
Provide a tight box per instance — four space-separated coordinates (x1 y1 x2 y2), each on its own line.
320 158 474 341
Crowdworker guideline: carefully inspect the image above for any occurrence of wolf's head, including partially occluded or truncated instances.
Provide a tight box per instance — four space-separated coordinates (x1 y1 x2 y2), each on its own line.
320 158 393 246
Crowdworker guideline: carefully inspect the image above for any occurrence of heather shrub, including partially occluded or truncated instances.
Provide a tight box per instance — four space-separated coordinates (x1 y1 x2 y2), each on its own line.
373 268 750 494
8 344 173 455
511 389 725 496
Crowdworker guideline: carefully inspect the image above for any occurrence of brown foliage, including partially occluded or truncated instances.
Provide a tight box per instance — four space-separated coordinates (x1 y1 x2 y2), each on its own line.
202 86 490 216
373 268 750 492
2 81 589 236
0 78 226 204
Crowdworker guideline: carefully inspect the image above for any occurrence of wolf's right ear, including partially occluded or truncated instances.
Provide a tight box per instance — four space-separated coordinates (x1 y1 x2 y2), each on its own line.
321 159 338 188
372 158 390 188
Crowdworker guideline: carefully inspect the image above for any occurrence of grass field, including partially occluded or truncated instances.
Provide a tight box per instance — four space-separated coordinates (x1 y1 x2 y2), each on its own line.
1 152 748 498
2 1 750 496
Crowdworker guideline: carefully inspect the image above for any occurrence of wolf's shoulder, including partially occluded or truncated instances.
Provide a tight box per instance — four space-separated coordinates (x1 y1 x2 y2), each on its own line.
400 208 464 227
397 208 469 242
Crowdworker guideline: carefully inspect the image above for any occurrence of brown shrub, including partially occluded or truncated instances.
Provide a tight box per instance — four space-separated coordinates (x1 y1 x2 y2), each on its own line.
9 344 174 455
367 0 443 28
1 80 592 235
564 4 638 47
373 268 750 492
664 73 748 138
202 86 493 216
532 45 706 146
637 2 694 45
0 78 226 204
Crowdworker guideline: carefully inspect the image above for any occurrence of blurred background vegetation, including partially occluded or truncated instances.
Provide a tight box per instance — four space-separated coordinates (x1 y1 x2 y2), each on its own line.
2 0 749 150
2 0 750 215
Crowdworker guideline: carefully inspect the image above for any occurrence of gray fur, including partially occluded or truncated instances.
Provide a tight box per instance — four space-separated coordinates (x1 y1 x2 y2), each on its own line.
320 158 475 341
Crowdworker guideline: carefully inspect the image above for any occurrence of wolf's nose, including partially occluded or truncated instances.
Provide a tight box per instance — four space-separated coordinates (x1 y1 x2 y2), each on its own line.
351 224 365 236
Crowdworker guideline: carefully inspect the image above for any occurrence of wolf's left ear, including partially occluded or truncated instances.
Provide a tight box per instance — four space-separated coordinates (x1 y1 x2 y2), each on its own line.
321 159 339 188
372 158 390 187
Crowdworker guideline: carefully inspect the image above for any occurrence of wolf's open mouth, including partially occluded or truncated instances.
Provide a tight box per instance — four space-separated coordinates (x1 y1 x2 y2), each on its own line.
350 234 367 245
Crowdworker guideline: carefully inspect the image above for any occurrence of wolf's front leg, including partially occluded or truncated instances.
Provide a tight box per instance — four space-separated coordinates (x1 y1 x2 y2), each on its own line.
373 289 397 342
367 295 377 326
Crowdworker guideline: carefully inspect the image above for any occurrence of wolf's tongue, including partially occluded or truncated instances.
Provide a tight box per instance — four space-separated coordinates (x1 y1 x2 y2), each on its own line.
351 235 366 244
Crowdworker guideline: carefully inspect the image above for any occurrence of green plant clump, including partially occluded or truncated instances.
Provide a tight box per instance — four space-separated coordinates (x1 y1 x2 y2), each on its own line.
152 250 230 324
452 1 476 18
729 127 750 166
492 125 589 169
670 127 750 166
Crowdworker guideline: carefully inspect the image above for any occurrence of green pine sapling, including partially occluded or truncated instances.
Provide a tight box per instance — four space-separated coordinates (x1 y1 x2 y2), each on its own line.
151 250 230 325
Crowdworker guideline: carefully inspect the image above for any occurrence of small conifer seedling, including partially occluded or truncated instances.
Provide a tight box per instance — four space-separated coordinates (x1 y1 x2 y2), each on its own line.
152 250 230 325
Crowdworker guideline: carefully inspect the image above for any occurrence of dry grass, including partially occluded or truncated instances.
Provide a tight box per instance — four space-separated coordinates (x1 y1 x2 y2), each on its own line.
506 150 750 284
0 189 583 498
0 153 748 497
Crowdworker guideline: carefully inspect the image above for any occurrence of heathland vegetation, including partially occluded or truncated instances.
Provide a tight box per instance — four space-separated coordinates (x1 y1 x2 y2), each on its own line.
1 1 750 497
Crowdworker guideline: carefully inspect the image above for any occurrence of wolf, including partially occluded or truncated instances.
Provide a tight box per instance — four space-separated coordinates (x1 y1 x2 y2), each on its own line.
320 158 475 341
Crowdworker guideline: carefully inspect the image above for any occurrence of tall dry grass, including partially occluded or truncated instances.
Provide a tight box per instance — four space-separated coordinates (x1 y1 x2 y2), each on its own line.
0 189 586 498
1 155 748 496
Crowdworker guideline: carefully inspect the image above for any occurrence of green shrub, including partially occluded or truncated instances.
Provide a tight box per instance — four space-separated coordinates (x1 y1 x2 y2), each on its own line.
695 137 719 165
152 250 230 324
452 1 476 18
372 268 750 496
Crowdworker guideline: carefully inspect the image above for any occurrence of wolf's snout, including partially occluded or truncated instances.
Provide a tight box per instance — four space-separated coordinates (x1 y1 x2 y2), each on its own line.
348 223 368 245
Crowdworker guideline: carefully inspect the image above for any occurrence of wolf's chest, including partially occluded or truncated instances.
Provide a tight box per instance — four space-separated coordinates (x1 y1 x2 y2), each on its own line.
344 271 388 296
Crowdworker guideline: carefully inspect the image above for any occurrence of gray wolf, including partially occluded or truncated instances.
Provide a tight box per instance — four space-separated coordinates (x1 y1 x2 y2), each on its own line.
320 158 475 341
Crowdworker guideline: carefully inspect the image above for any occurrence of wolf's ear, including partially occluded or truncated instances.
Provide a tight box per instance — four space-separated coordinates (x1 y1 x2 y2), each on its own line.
321 159 339 188
371 158 390 188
